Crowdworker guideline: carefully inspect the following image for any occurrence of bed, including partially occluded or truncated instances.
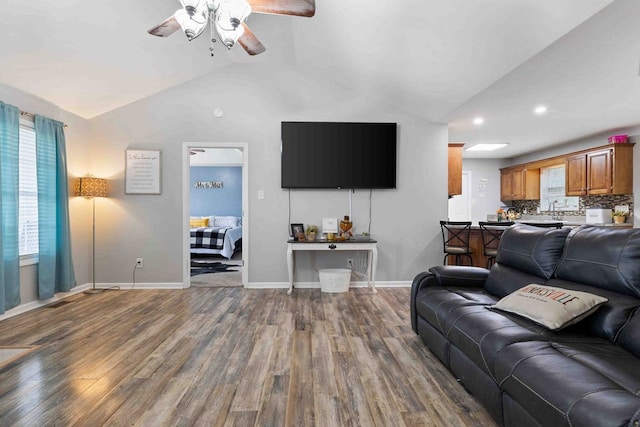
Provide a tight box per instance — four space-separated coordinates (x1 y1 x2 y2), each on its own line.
190 215 242 260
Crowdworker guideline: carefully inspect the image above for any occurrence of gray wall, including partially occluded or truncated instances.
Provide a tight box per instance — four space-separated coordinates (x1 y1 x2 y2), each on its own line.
88 63 448 286
461 158 503 224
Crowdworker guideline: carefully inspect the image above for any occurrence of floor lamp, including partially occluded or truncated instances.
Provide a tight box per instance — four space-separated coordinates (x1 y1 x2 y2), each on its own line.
75 177 109 294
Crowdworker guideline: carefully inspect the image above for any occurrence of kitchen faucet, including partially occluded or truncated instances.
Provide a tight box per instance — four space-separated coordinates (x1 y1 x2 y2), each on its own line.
549 200 561 221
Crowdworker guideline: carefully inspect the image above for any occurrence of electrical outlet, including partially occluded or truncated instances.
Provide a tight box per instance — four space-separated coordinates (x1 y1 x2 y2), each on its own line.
347 258 354 268
136 258 143 268
360 258 367 268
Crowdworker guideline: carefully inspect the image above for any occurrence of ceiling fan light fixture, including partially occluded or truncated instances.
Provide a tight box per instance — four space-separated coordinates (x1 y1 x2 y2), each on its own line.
212 0 251 49
180 0 207 18
175 9 208 41
215 0 251 31
215 19 245 49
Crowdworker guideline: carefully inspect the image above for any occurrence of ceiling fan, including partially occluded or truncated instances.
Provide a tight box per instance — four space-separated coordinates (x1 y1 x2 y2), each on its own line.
148 0 315 56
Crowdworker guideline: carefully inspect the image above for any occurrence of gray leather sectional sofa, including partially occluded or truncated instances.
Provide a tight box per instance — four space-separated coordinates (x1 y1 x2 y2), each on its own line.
411 224 640 427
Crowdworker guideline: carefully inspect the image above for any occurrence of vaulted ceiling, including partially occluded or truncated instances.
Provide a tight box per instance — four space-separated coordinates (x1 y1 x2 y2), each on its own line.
1 0 637 158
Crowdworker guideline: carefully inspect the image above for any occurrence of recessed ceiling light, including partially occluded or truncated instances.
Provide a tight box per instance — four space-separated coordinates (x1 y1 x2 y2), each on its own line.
534 105 547 115
473 117 484 125
466 143 508 152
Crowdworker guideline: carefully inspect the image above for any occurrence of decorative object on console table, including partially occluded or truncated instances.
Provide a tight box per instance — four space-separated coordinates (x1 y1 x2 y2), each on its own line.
339 215 353 240
75 176 109 294
290 223 304 241
306 224 318 241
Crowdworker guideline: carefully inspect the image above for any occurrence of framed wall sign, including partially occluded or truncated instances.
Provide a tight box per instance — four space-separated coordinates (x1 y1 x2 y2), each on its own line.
125 149 162 194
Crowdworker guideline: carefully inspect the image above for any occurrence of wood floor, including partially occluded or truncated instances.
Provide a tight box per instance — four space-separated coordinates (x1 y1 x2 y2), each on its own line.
0 287 496 426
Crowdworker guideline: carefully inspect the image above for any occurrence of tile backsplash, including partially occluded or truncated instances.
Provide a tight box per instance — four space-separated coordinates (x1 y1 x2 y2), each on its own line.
512 194 633 217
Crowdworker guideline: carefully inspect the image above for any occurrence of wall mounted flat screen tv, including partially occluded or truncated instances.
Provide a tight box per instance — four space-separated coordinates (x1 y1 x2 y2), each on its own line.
281 121 397 189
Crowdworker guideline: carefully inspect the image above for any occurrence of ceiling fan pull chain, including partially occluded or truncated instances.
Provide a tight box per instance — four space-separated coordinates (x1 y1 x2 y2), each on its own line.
209 13 216 57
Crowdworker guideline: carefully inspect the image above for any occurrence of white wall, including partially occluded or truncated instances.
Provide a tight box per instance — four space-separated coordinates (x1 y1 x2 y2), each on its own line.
87 63 449 286
461 158 504 224
0 83 93 306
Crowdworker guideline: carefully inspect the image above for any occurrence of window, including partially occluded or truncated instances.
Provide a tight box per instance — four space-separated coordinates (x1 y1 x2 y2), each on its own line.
19 119 38 262
539 165 579 212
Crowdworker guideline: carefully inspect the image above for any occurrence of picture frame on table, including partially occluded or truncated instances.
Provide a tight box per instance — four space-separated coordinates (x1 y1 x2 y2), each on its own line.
290 223 305 241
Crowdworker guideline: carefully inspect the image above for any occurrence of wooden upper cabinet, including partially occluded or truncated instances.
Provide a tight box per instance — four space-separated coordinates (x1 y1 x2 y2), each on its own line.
448 144 464 196
566 154 588 196
564 144 633 196
500 166 539 201
587 149 613 195
500 168 513 200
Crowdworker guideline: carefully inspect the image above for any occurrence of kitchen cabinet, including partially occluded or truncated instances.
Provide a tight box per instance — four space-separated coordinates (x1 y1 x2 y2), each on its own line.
565 143 633 196
500 166 540 201
448 143 464 196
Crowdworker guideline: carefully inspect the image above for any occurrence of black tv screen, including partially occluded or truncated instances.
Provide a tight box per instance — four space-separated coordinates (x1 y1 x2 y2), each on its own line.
281 121 397 189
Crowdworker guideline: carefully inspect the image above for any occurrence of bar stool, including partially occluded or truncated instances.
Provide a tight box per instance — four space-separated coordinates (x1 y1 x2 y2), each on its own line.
479 221 514 269
440 221 473 265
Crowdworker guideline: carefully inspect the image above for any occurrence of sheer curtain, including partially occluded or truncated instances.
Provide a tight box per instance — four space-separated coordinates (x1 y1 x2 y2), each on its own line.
0 102 21 313
35 116 76 298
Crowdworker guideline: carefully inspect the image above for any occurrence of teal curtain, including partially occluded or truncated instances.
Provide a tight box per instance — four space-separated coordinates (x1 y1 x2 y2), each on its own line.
0 102 21 313
35 116 76 298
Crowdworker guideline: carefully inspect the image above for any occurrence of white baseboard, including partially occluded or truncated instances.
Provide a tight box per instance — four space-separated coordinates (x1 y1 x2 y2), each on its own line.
245 281 412 289
0 283 92 322
97 282 186 290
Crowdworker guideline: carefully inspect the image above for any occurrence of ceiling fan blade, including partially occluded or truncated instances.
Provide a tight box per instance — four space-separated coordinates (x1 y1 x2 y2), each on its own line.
238 23 266 56
148 15 181 37
248 0 315 17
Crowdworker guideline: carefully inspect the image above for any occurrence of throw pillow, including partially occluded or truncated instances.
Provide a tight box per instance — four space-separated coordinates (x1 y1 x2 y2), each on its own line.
213 216 239 227
190 218 209 228
491 284 608 330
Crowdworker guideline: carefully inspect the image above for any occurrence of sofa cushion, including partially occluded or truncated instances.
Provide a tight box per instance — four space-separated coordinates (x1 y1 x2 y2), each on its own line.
414 286 498 335
444 306 553 377
492 284 608 330
484 224 570 297
494 340 640 427
546 278 640 352
555 225 640 298
616 308 640 358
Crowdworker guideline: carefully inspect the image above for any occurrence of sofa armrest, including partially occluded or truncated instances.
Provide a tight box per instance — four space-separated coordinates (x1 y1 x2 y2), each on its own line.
428 265 490 288
410 266 490 334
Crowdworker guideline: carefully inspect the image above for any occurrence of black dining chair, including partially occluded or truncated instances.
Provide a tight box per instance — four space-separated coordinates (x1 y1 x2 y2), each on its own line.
478 221 514 269
440 221 473 266
520 222 564 229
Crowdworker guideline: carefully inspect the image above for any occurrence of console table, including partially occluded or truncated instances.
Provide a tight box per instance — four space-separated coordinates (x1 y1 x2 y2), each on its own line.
286 238 378 295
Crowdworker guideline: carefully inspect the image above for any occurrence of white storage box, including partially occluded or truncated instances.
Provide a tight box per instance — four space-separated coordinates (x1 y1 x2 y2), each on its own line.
586 208 611 224
319 268 351 293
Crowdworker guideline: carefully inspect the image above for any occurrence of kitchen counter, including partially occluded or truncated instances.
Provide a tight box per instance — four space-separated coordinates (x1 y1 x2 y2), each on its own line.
514 216 632 228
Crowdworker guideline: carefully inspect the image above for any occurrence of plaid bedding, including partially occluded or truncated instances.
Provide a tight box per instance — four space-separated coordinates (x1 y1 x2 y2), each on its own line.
190 227 230 250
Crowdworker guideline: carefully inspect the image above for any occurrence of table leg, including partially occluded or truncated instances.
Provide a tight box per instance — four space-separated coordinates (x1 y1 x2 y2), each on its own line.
369 247 378 294
287 246 294 295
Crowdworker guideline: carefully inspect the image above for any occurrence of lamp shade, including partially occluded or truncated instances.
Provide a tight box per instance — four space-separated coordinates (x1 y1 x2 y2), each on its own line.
75 177 109 198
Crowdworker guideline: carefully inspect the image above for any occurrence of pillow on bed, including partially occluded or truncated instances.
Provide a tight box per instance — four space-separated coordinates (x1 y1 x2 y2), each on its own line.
190 218 209 228
212 216 239 227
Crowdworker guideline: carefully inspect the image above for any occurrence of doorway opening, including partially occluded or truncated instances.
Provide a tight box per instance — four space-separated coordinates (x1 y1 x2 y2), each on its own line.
182 142 248 288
